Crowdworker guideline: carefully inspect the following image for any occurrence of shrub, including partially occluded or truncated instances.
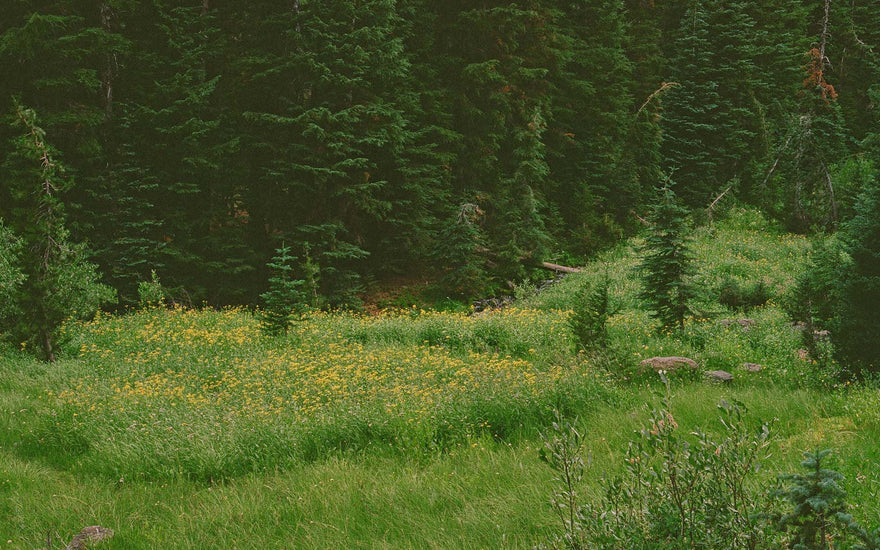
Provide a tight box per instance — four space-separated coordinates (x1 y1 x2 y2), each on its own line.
718 275 772 311
539 391 774 549
137 270 166 307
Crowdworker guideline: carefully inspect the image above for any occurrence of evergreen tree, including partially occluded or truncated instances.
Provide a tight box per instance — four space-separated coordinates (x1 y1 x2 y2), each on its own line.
639 183 694 331
422 0 558 280
775 449 851 550
834 169 880 376
228 0 421 306
0 224 24 316
546 0 637 255
434 203 488 299
129 0 248 304
660 0 765 208
568 275 616 352
0 102 115 361
765 0 852 232
259 244 305 336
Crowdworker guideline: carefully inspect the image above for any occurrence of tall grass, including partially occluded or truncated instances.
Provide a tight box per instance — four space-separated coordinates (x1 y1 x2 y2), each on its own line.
2 208 878 548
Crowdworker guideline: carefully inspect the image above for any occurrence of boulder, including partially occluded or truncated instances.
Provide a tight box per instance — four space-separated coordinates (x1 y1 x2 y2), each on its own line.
705 370 734 383
639 356 699 373
742 362 763 372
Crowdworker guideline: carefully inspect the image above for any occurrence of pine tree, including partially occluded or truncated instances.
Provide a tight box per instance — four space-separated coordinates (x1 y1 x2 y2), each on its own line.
776 449 851 550
0 102 115 361
639 183 694 331
129 0 248 304
429 1 558 282
0 223 24 316
765 0 852 232
568 275 616 352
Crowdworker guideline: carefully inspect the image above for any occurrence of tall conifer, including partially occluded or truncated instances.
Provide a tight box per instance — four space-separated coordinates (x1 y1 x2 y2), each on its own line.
0 102 115 361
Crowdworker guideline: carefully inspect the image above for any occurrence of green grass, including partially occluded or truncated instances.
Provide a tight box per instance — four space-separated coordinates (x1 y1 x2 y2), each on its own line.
1 208 878 548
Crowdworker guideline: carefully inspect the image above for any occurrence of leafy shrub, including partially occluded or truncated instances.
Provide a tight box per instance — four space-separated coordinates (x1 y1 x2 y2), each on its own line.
137 269 166 307
539 397 880 550
540 392 774 549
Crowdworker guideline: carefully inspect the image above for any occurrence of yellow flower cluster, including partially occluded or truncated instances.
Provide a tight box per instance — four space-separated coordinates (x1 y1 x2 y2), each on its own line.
59 307 575 428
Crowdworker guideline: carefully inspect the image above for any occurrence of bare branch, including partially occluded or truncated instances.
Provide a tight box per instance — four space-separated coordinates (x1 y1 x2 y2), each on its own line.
635 82 679 118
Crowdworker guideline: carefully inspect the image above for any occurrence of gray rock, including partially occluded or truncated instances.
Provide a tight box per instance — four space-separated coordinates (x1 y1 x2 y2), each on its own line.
742 362 763 372
705 370 734 383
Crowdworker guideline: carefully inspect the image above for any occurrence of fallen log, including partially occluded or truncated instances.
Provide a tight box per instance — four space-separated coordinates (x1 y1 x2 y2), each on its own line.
540 262 582 274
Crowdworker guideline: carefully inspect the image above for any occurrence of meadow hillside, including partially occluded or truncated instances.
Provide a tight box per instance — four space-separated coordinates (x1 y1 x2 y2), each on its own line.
1 209 879 548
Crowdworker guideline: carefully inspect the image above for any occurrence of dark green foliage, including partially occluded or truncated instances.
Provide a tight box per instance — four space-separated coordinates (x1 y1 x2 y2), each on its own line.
639 185 695 331
568 276 616 352
0 0 877 316
660 0 764 208
834 172 880 376
0 102 115 361
718 275 772 311
259 245 306 336
0 224 24 311
435 203 489 299
785 238 845 359
545 0 638 254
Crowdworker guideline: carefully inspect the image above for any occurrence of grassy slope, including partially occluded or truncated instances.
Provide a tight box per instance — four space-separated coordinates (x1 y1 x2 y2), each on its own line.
1 208 879 548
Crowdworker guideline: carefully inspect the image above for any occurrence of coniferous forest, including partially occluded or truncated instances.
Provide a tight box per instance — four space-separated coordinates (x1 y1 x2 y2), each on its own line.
1 0 877 311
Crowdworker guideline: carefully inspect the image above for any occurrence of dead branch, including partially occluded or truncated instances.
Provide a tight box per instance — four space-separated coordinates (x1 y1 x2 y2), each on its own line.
635 81 679 118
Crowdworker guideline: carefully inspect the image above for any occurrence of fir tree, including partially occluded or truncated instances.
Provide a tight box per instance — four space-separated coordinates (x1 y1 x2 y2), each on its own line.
0 102 115 361
568 275 616 352
0 223 24 315
259 244 305 336
639 183 694 331
661 0 764 208
775 449 852 550
435 203 488 299
230 0 418 306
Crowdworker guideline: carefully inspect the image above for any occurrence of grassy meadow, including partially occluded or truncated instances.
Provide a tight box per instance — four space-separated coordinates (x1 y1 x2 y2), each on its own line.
2 208 880 548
